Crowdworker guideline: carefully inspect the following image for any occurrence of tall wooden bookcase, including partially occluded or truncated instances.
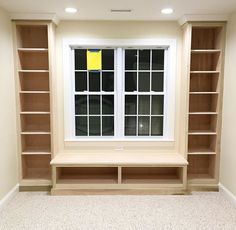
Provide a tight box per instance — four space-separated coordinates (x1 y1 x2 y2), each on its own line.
13 21 55 189
183 22 226 190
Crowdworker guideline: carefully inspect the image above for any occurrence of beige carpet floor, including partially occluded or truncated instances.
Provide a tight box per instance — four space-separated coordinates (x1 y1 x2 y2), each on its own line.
0 191 236 230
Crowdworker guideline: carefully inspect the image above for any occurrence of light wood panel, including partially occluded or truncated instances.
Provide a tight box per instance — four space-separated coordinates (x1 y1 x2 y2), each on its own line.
188 114 217 133
16 25 48 48
51 153 188 167
122 167 182 184
19 72 49 91
189 94 218 113
190 73 219 92
188 135 216 153
21 114 50 132
18 50 49 70
190 52 220 72
21 134 51 153
188 155 215 179
191 27 223 50
22 154 51 180
20 93 50 112
57 167 118 184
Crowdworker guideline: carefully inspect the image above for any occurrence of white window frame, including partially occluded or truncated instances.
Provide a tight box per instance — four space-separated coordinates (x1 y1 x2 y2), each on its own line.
63 39 176 142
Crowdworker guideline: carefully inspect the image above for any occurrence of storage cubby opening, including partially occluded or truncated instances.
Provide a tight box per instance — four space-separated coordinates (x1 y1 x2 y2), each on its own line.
188 155 216 179
18 51 49 70
122 167 183 184
21 114 50 132
188 135 216 153
22 154 51 179
16 25 48 48
189 94 218 113
191 27 223 50
57 167 118 184
188 114 217 133
190 52 220 72
190 73 219 92
20 93 50 112
21 134 51 153
19 72 49 91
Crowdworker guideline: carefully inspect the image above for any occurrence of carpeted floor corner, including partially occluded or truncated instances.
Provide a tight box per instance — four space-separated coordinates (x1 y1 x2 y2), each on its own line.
0 191 236 230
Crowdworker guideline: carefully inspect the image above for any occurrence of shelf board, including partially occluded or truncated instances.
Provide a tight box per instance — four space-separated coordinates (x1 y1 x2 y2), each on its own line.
189 112 218 115
189 92 219 95
18 48 48 52
21 132 51 135
191 49 221 53
22 151 51 155
188 148 216 155
188 131 217 135
51 153 188 167
19 91 50 94
18 70 49 73
20 111 50 115
188 151 216 155
190 71 220 74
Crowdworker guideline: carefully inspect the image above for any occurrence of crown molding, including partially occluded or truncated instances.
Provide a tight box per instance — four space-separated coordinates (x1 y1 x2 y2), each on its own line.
10 13 60 25
178 14 229 26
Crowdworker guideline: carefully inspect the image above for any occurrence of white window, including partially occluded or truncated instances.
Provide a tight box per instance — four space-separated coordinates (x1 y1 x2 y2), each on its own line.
64 39 176 141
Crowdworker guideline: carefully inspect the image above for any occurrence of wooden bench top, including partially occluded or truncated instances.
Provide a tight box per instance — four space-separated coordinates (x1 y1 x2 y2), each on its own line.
51 153 188 167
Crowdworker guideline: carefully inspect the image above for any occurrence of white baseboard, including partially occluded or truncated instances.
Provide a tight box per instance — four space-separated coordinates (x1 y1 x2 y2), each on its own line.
219 183 236 208
0 184 19 209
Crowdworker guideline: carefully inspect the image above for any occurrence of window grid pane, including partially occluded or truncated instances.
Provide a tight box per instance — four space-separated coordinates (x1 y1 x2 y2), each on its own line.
74 49 115 137
124 49 165 137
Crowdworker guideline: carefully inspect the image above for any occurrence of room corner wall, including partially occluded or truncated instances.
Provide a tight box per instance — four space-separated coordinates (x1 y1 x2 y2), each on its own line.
220 12 236 197
0 8 18 201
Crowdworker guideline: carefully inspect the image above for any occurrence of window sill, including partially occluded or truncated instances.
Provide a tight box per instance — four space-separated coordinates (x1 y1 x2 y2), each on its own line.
65 138 174 142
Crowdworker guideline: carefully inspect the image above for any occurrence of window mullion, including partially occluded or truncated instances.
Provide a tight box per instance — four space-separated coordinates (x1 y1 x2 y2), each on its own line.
149 49 152 136
116 48 124 138
136 50 139 136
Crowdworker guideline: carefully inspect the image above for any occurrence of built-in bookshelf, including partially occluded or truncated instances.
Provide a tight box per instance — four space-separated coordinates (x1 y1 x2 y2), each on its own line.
184 23 226 188
13 21 55 187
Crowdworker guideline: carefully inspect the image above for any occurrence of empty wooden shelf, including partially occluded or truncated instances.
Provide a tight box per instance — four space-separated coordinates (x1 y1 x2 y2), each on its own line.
56 167 118 184
22 155 51 180
188 135 216 153
16 25 48 48
122 167 183 184
20 93 50 112
18 50 49 70
188 155 216 181
189 94 218 113
21 134 51 153
190 73 219 93
191 27 223 50
188 114 217 133
21 114 50 132
191 52 220 72
19 72 49 91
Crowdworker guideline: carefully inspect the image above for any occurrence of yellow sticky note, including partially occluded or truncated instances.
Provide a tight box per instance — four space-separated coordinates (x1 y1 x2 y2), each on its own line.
87 49 102 71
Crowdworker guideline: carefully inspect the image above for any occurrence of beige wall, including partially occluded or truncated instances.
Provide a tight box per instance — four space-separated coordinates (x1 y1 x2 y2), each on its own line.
0 8 18 200
220 12 236 196
55 21 183 154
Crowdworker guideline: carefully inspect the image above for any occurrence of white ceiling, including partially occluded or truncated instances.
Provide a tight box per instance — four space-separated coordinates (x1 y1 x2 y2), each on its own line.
0 0 236 21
